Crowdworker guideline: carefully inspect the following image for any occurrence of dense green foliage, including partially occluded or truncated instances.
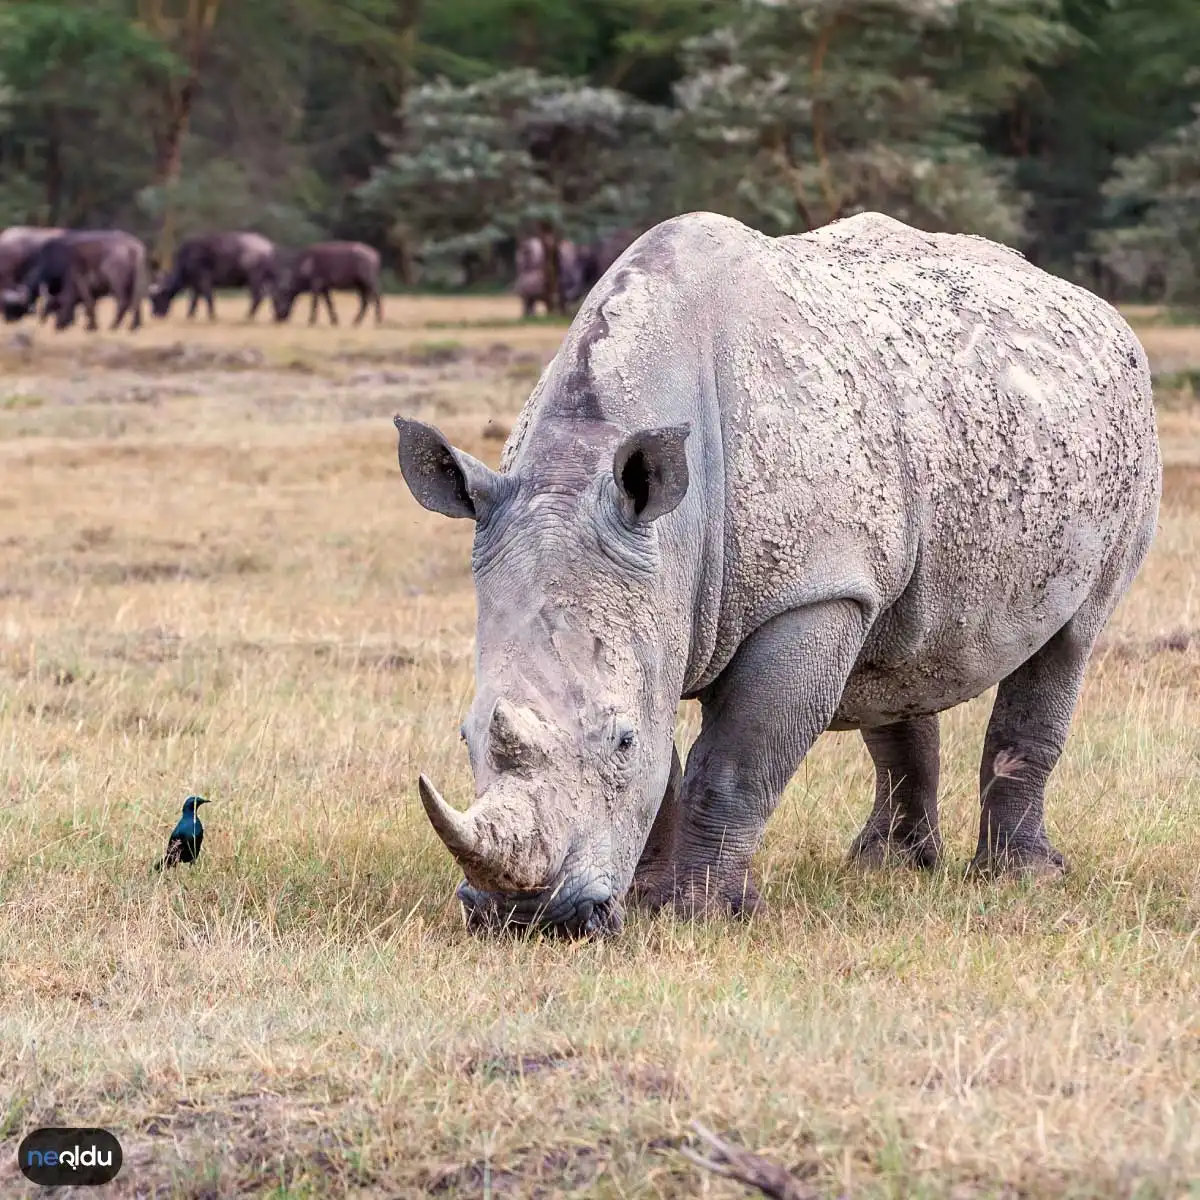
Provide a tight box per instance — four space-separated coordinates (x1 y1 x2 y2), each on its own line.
0 0 1196 293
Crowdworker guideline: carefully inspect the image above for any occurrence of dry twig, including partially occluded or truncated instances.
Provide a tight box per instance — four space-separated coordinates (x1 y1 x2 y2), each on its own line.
681 1122 818 1200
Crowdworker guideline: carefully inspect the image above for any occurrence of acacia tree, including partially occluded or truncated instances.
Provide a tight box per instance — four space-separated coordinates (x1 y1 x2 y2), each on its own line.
134 0 222 263
356 68 676 284
1091 97 1200 303
0 1 174 226
674 0 1073 243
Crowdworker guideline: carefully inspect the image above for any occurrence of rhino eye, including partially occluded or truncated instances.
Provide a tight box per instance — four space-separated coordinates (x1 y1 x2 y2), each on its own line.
617 729 636 754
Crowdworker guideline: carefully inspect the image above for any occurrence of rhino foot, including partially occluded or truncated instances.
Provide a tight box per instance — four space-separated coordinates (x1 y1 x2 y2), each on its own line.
847 828 941 871
630 867 764 921
966 841 1068 881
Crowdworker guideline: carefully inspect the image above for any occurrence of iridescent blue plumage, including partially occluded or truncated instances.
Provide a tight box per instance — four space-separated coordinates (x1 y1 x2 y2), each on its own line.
153 795 209 871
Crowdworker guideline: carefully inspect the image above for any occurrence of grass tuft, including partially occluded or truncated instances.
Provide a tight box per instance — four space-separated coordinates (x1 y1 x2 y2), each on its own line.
0 296 1198 1196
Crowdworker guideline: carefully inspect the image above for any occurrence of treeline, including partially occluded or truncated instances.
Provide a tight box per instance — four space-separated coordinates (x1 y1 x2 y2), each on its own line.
0 0 1197 299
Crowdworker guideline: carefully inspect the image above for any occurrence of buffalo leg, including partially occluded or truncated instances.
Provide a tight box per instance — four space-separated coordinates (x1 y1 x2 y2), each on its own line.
353 286 369 325
204 279 216 321
631 600 866 918
373 289 383 324
848 716 942 868
308 291 320 324
186 290 200 319
62 283 95 332
111 292 130 330
246 282 263 320
323 289 338 325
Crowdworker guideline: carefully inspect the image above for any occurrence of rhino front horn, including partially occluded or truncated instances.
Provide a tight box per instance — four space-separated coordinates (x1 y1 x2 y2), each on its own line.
418 774 479 862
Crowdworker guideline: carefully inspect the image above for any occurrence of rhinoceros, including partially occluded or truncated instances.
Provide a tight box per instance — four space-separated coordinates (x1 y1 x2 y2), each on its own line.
393 211 1161 937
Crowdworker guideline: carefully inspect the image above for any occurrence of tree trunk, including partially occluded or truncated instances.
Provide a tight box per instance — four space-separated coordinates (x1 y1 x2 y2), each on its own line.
140 0 222 268
45 115 63 226
540 229 561 314
152 77 197 269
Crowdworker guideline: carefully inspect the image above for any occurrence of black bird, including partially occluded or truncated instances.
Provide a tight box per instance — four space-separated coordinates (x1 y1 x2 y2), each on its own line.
153 795 209 871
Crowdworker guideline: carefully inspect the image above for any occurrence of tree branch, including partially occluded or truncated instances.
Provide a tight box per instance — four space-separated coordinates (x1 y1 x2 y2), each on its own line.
766 127 816 231
682 1122 819 1200
811 16 845 223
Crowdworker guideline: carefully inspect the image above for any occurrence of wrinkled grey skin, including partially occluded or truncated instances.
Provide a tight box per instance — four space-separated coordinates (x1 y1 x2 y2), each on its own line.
394 211 1161 937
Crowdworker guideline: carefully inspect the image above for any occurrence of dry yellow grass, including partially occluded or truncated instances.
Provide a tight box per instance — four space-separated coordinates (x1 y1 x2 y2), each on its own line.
1 294 1198 1198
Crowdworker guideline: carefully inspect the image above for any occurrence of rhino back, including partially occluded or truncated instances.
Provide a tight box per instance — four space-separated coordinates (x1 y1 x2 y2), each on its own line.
500 211 1159 713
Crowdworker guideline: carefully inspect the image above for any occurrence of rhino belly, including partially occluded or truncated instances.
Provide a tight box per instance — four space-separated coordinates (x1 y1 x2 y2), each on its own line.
829 541 1104 730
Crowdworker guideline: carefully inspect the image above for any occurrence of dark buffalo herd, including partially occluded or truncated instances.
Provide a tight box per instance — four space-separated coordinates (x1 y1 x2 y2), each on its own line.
0 224 641 331
149 231 278 321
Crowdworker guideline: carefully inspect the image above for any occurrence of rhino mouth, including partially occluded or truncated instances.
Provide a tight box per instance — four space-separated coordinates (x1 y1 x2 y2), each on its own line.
456 878 624 939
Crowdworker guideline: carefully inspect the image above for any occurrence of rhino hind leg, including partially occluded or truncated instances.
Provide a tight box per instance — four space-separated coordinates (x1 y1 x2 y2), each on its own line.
849 715 942 869
631 600 867 920
969 605 1108 879
631 743 684 898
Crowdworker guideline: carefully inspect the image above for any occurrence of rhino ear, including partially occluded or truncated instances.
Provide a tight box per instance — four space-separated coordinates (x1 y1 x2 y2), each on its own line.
613 424 691 524
394 416 500 520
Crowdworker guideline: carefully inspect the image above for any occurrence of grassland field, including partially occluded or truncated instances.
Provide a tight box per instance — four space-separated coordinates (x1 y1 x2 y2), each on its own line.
0 291 1197 1198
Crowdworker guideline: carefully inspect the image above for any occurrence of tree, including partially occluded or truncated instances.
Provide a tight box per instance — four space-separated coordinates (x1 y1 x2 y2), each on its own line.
989 0 1200 274
0 1 175 226
356 68 676 285
673 0 1074 243
1090 96 1200 303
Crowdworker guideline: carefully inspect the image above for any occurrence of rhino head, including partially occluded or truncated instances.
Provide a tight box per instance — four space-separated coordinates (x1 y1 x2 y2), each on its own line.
394 414 692 937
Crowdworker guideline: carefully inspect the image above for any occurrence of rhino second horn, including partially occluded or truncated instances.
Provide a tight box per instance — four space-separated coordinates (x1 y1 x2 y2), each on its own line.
418 774 479 862
489 697 547 768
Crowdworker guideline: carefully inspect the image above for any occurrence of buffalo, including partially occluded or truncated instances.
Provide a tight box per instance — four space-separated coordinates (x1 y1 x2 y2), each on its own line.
2 230 148 331
515 227 640 318
0 226 66 319
577 228 639 297
514 232 585 317
0 226 65 290
272 241 382 325
150 232 278 320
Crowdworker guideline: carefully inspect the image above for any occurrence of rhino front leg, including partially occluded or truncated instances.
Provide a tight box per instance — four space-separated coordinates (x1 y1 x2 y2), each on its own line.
849 716 942 869
632 743 683 890
632 600 866 919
